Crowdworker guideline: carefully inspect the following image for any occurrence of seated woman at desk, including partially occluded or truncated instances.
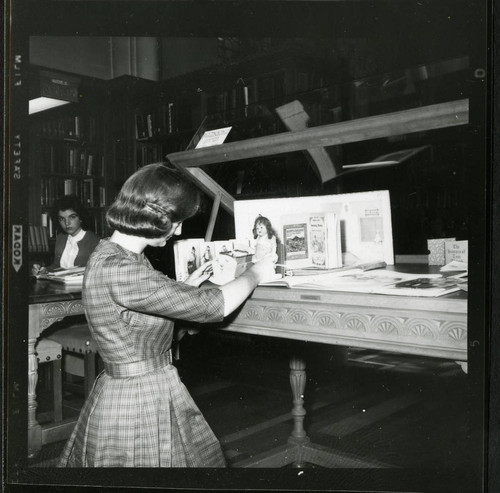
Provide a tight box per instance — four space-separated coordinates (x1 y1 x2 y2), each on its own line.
57 162 274 468
47 195 100 271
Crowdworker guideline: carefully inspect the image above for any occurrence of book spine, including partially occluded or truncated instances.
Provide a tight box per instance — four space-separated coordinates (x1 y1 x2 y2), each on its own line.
325 213 342 269
308 215 327 268
40 226 50 253
147 114 153 137
28 225 35 252
33 226 43 253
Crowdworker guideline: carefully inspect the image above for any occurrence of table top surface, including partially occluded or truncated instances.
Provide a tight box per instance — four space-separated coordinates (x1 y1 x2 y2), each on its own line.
29 264 467 307
29 279 83 304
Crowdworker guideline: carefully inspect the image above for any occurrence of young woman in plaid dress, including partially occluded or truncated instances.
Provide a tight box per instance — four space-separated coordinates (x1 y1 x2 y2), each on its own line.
57 163 274 467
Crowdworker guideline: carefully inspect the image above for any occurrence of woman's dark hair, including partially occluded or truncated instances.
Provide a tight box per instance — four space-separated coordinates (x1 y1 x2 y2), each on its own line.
252 215 274 239
106 162 201 239
51 195 91 231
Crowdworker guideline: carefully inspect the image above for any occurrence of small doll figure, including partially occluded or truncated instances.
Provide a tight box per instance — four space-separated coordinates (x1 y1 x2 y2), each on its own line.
252 215 278 263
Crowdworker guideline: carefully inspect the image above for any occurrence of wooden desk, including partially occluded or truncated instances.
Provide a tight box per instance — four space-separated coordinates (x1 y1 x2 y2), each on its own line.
27 276 467 466
28 281 84 458
217 284 467 468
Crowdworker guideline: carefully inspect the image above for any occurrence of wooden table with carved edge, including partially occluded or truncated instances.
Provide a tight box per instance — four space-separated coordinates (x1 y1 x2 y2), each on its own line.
217 284 467 468
27 277 468 466
28 281 84 458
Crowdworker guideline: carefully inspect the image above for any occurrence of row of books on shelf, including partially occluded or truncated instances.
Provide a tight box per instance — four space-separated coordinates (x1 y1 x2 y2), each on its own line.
28 225 51 254
41 143 104 176
40 177 106 208
204 73 286 116
205 91 256 121
135 103 177 139
136 144 165 168
41 213 54 238
92 213 106 238
134 74 287 142
39 114 103 142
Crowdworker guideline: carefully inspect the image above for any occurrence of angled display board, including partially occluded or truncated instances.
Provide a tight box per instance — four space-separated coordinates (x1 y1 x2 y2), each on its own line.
167 99 469 216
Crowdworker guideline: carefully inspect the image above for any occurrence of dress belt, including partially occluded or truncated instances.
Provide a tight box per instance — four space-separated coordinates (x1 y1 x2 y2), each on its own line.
104 350 173 378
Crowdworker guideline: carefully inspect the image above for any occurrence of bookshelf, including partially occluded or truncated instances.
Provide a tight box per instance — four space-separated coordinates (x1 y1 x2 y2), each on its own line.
127 50 339 199
108 51 474 257
29 69 109 242
104 76 166 179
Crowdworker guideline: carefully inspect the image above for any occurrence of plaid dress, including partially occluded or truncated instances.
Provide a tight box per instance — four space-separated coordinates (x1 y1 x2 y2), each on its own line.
57 240 226 467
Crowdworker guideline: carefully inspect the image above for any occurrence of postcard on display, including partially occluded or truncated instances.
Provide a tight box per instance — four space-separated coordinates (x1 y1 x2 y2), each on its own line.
195 126 232 149
444 240 468 265
173 238 254 285
282 221 309 265
427 237 457 265
234 190 394 268
212 240 235 257
279 212 342 270
308 212 342 268
173 238 205 281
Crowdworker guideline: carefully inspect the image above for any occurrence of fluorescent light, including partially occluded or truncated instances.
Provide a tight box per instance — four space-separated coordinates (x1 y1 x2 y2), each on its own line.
29 97 71 115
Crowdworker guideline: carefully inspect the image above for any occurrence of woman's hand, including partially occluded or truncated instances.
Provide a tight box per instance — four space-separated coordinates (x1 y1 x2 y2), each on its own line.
31 264 47 276
175 326 201 343
217 254 276 317
183 261 214 287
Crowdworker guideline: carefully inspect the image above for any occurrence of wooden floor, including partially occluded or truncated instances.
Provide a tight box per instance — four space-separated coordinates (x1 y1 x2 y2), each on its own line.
30 331 472 475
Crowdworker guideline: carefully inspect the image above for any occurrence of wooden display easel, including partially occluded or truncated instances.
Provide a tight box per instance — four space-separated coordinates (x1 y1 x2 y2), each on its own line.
168 98 468 238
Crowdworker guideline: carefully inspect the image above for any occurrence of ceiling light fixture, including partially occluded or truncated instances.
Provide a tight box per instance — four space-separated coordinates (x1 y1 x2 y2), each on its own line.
29 69 80 115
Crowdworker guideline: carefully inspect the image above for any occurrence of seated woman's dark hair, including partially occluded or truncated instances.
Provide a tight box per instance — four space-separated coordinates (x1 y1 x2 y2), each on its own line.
51 195 91 231
106 162 201 239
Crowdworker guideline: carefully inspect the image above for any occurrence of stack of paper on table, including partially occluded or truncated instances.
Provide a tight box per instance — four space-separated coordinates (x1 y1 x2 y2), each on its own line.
440 261 468 291
440 261 468 272
261 269 461 297
37 267 85 285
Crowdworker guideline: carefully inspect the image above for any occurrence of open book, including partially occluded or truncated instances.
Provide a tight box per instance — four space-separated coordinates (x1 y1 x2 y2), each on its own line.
260 268 461 297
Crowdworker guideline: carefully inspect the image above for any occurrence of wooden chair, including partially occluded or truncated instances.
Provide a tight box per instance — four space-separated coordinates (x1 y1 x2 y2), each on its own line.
35 338 63 423
48 323 99 398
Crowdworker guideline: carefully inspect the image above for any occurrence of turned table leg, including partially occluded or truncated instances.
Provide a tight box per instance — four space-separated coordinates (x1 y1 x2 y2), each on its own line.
288 355 310 466
27 337 42 458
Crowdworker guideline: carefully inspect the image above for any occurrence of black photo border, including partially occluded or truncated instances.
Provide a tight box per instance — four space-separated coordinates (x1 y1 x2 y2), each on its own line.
3 1 495 492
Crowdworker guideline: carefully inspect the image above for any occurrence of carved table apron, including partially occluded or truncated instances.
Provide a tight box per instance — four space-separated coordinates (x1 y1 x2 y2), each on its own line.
28 284 84 458
216 286 467 468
